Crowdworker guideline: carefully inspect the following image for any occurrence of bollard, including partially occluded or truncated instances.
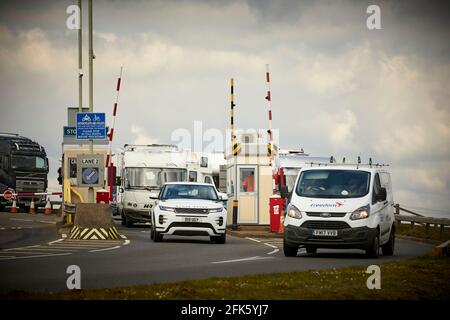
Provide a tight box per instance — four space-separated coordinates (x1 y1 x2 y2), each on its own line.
232 200 238 230
10 198 17 213
29 199 36 214
44 198 52 215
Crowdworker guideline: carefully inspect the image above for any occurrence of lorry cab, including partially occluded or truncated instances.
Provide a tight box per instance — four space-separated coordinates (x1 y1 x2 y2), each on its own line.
283 165 395 258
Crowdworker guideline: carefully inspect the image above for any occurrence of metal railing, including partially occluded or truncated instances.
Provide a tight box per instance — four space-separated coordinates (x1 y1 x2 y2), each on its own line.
394 204 450 235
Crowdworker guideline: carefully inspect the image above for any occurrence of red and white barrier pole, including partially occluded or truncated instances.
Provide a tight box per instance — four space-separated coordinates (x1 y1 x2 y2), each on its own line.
265 64 277 194
106 67 123 202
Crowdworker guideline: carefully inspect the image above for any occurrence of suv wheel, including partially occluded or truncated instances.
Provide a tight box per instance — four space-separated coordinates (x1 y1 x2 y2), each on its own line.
151 216 163 242
283 239 298 257
211 234 226 244
366 231 380 258
382 226 395 256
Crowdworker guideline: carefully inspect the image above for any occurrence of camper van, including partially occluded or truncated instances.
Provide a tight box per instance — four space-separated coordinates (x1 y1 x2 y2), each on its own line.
116 145 225 227
0 133 49 211
282 164 395 258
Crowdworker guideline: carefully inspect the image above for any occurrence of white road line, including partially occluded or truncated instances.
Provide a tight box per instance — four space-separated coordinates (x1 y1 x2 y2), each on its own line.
1 250 60 255
212 256 273 264
48 239 65 245
9 218 32 222
4 245 40 251
245 237 262 243
0 252 72 261
120 234 127 239
267 248 279 255
89 245 121 253
123 239 130 246
39 220 55 224
263 243 278 249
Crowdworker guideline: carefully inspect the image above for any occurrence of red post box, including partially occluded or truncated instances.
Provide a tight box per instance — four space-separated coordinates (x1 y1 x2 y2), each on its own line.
269 194 285 233
96 189 110 204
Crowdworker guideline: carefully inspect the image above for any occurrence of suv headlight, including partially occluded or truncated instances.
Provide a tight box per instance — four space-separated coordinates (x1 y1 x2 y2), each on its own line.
159 205 175 212
287 204 302 219
209 208 223 213
350 205 370 220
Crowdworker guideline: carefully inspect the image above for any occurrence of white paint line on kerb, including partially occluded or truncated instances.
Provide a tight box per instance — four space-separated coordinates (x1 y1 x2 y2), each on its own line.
245 237 262 243
212 256 273 264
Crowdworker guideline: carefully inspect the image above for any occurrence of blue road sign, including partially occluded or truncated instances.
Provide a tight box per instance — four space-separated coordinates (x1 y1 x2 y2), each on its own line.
76 112 106 140
82 167 99 185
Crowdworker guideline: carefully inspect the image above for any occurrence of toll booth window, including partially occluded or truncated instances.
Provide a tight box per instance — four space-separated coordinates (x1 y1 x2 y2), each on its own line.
240 168 255 192
189 171 197 182
69 158 77 178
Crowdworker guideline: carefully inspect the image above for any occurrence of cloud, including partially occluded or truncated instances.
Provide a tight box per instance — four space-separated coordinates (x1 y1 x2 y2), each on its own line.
130 125 159 145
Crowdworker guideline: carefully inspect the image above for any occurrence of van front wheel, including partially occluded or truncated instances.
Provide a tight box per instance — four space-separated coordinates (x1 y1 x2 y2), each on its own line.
382 227 395 256
366 232 379 258
283 240 298 257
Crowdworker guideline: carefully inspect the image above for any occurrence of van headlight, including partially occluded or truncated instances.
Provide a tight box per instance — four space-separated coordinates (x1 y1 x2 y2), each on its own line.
159 205 175 212
350 205 370 220
127 202 138 208
287 204 302 219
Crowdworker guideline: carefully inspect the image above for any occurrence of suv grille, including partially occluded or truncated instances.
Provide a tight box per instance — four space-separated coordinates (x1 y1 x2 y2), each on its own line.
175 208 209 214
306 212 347 218
301 220 350 230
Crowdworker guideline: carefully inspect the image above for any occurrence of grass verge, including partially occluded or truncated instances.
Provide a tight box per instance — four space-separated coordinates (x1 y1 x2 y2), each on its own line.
3 254 449 300
396 223 450 243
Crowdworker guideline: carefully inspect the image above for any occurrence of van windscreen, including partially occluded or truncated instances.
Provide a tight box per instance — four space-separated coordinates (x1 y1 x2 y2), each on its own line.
296 170 371 198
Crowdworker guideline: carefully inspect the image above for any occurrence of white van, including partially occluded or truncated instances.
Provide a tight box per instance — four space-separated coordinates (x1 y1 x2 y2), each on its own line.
282 165 395 258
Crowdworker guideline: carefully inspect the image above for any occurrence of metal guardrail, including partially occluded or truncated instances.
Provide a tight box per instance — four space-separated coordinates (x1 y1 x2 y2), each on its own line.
394 204 450 235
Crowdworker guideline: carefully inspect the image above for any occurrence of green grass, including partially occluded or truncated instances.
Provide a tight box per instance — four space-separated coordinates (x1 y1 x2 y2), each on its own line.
3 254 449 300
396 223 450 243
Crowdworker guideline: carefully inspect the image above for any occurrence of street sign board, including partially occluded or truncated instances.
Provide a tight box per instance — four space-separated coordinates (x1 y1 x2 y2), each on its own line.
76 112 106 140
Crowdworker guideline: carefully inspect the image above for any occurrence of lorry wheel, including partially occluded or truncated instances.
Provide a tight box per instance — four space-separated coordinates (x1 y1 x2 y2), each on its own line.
305 246 317 254
382 226 395 256
283 240 298 257
211 234 226 244
366 232 380 258
0 204 4 212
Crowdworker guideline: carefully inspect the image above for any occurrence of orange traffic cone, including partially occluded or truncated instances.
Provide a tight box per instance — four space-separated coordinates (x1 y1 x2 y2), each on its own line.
278 214 285 234
10 198 17 213
29 199 36 214
44 198 52 215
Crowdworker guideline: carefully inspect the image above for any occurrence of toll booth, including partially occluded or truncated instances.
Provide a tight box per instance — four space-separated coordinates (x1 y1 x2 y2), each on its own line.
62 147 111 204
225 132 273 226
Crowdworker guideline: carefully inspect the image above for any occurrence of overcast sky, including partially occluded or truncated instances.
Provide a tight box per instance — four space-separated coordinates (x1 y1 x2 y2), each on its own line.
0 0 449 217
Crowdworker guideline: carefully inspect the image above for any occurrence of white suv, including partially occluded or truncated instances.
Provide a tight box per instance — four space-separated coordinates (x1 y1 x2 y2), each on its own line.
282 166 395 258
150 182 227 243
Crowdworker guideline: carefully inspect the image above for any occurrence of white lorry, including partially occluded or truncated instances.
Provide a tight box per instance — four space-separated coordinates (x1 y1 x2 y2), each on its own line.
116 144 225 227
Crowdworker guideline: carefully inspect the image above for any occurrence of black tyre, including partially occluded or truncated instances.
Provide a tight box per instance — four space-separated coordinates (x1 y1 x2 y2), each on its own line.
211 234 226 244
366 231 380 258
382 226 395 256
305 246 317 254
283 239 298 257
151 217 163 242
121 212 126 226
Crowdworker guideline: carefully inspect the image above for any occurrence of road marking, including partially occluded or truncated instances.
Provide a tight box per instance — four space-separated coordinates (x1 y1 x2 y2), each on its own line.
10 218 32 222
0 252 72 261
124 239 130 246
212 256 273 264
39 220 55 224
89 245 121 253
263 243 278 249
245 237 262 243
267 248 279 255
48 239 65 245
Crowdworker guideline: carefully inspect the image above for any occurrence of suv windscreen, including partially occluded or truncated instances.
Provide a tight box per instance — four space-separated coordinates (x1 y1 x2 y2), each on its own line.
296 169 371 198
161 184 219 201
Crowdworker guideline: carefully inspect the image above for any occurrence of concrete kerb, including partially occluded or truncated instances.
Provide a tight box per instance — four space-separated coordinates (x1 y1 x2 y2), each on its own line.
69 203 120 240
226 226 283 239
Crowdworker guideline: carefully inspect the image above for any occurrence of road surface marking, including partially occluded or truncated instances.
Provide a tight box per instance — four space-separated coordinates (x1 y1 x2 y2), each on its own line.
89 245 121 252
39 220 55 224
0 252 72 261
267 248 280 255
245 237 262 243
124 239 130 246
9 218 32 222
212 256 273 264
48 239 65 245
263 243 278 249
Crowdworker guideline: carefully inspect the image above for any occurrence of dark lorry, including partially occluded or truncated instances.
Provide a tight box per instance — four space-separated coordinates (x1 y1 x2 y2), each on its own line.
0 133 49 211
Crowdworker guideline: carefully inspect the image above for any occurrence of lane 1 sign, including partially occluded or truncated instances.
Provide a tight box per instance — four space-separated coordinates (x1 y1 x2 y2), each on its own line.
76 112 106 140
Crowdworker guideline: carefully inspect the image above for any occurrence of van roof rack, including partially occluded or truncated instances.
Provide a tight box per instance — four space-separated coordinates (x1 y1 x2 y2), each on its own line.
307 162 389 169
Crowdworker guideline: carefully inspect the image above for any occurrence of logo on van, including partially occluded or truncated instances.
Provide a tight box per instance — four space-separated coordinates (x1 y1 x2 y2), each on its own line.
311 201 344 208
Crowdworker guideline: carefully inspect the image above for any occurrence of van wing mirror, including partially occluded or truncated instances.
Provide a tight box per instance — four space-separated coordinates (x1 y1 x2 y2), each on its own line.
377 187 387 202
119 187 124 193
280 185 289 199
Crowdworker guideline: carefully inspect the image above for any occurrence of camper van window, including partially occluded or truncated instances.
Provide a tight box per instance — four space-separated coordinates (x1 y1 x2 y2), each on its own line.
296 169 370 199
189 171 197 182
126 168 161 188
164 169 187 183
11 155 46 170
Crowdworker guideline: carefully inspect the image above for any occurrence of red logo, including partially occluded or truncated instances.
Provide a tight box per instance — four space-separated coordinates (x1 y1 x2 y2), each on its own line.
335 201 343 207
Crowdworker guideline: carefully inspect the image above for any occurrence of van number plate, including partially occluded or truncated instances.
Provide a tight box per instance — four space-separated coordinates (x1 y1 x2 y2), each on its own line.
184 217 200 223
312 229 338 237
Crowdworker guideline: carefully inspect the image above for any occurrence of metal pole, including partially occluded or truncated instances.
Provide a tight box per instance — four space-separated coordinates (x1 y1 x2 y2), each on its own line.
230 78 238 230
88 0 94 203
78 0 82 113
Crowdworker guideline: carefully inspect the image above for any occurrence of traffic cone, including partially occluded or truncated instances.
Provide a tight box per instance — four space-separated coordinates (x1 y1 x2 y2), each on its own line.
278 214 285 234
10 198 17 213
44 198 52 215
29 199 36 214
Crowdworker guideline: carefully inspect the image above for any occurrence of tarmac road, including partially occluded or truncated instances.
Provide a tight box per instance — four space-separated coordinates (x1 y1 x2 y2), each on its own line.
0 211 434 293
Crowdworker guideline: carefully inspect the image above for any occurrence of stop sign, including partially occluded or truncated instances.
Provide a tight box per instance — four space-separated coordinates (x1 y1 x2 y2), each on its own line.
3 190 13 201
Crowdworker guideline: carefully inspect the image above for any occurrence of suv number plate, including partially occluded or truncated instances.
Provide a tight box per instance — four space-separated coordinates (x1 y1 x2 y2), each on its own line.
184 217 200 223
